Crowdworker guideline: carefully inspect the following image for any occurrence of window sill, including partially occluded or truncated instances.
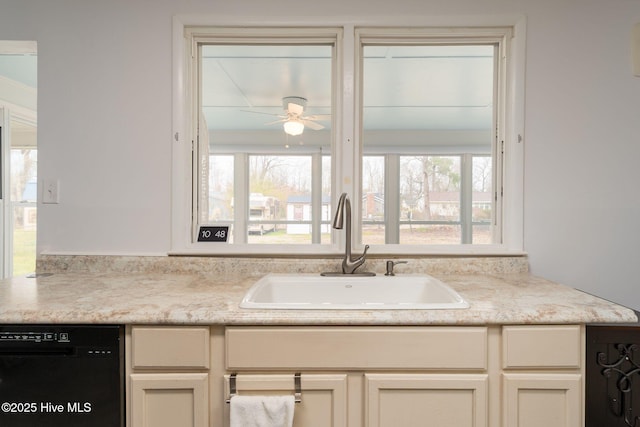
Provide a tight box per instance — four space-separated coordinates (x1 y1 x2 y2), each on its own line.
168 244 526 258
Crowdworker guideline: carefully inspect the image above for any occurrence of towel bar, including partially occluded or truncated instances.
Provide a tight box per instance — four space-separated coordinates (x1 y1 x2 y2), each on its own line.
226 372 302 404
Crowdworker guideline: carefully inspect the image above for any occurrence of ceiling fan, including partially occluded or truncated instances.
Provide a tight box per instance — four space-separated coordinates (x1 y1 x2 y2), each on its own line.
248 96 329 136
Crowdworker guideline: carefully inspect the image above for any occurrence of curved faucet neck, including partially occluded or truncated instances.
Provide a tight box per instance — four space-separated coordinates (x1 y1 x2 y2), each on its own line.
344 195 352 260
333 193 368 274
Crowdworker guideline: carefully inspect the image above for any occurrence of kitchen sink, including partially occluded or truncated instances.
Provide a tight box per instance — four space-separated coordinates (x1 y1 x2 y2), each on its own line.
240 274 469 310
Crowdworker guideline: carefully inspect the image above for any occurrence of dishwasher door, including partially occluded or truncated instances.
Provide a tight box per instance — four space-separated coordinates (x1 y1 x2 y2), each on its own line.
0 325 124 427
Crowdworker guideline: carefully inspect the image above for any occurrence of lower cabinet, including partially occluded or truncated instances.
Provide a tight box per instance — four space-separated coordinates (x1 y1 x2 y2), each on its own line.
127 324 585 427
502 325 584 427
219 372 488 427
503 374 582 427
127 326 211 427
130 373 209 427
365 374 488 427
223 374 348 427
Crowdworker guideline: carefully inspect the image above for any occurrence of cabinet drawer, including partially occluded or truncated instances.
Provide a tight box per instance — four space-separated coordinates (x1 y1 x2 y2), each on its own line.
226 326 487 370
132 326 210 369
502 325 582 369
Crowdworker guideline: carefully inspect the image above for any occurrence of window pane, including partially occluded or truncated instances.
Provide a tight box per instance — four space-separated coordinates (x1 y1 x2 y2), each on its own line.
472 155 492 244
362 43 495 245
248 155 311 244
207 155 234 222
12 205 36 275
399 155 461 244
362 156 385 245
198 42 333 244
10 146 37 275
400 224 461 245
321 155 332 244
199 154 234 243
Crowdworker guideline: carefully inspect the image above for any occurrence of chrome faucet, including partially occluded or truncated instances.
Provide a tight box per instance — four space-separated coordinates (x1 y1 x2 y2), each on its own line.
332 193 371 274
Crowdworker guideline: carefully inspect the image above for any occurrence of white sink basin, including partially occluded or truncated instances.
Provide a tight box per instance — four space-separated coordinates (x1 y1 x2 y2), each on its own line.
240 274 469 310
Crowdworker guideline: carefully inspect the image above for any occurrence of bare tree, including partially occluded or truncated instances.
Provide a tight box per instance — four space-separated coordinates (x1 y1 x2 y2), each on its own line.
473 156 492 192
250 156 284 185
11 149 36 201
362 156 384 194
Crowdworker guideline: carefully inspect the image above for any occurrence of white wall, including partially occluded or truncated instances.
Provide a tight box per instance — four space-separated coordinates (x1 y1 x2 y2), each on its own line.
523 1 640 310
1 0 639 308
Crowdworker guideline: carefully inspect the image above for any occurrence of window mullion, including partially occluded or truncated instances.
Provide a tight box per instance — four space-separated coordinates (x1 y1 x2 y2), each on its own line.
342 23 357 249
385 154 400 244
460 153 473 243
493 41 506 245
234 153 248 244
311 152 322 244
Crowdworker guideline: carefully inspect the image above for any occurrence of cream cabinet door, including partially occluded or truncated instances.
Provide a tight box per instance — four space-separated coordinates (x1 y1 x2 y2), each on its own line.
130 373 209 427
365 374 488 427
503 374 582 427
223 374 348 427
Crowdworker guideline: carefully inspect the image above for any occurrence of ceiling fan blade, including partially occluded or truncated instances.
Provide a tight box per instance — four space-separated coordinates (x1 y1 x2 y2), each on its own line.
264 119 287 126
241 109 285 118
302 114 331 121
302 120 324 130
287 102 305 116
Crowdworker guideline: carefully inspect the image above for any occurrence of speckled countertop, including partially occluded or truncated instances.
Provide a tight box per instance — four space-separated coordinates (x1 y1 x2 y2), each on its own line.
0 255 635 325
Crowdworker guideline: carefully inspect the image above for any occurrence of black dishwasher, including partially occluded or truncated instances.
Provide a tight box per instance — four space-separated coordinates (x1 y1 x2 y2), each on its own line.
0 324 124 427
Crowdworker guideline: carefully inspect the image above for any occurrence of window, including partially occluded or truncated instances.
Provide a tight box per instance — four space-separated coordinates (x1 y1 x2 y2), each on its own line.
173 23 523 255
0 41 37 276
356 31 508 249
0 113 37 277
187 29 336 250
10 126 37 275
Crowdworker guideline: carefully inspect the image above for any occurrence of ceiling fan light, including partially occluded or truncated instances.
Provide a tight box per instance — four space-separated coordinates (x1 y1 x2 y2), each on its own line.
283 120 304 136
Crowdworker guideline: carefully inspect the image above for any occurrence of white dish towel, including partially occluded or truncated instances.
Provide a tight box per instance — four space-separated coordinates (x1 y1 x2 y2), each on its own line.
230 395 295 427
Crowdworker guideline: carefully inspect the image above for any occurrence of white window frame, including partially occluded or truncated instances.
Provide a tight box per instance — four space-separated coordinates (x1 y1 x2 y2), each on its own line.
354 27 516 255
0 40 38 277
171 16 526 256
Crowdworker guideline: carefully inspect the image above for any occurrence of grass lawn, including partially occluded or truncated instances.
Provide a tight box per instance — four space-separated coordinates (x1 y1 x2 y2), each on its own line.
13 228 36 276
245 224 491 245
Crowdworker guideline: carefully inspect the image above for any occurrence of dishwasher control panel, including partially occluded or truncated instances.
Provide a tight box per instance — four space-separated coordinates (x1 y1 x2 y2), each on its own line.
0 331 70 343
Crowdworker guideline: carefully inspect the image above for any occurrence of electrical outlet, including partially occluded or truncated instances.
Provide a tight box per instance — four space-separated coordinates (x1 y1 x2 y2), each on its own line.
43 179 59 204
